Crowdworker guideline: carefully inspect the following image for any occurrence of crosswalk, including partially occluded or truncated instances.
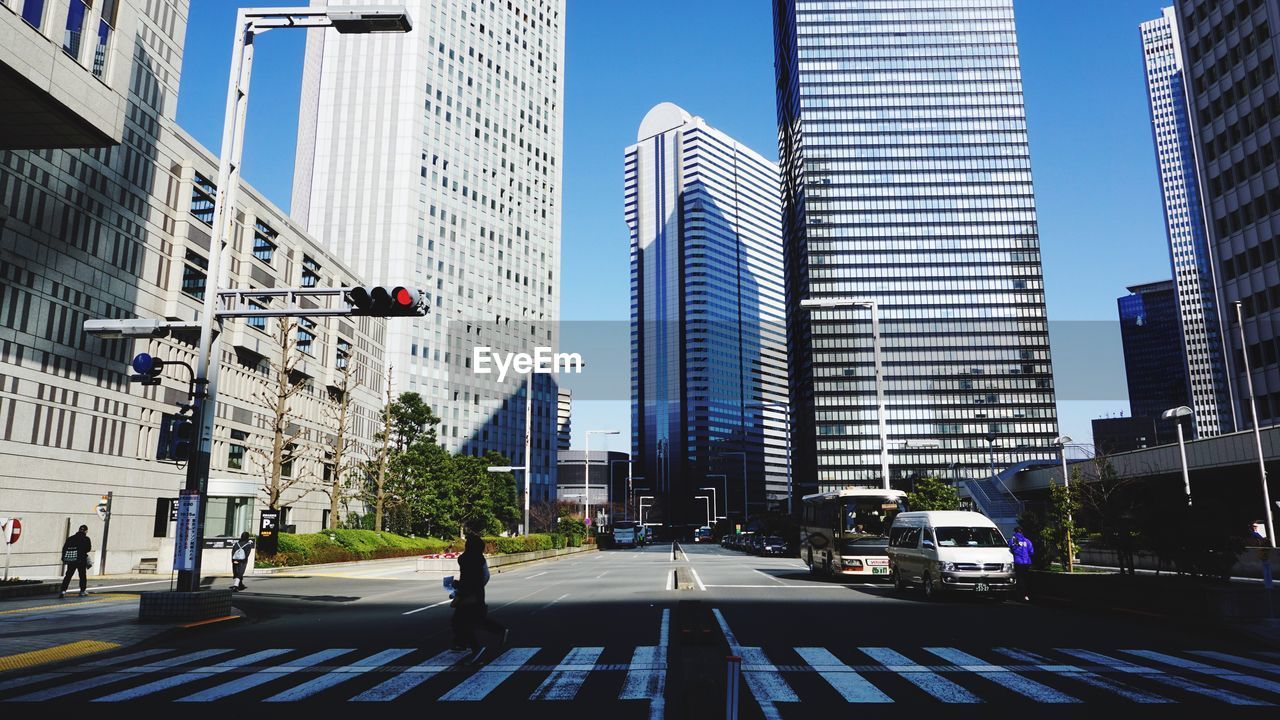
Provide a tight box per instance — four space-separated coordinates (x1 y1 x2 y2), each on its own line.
0 644 1277 707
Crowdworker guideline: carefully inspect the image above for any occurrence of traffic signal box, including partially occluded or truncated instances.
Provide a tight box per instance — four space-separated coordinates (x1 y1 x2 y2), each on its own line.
346 286 427 316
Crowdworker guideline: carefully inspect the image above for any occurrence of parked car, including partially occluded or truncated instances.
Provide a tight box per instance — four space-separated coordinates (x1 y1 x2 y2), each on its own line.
886 511 1015 600
759 536 788 556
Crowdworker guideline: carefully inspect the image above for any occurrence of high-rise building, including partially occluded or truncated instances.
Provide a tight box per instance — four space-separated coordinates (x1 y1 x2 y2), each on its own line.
557 387 571 451
1117 280 1193 442
773 0 1059 496
1174 0 1280 427
293 0 566 502
626 103 787 527
1140 7 1235 439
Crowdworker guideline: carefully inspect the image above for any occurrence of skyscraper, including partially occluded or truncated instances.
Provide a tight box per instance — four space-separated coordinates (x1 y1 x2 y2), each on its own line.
1174 0 1280 427
773 0 1059 495
293 0 566 501
1117 280 1193 443
1140 7 1234 439
626 103 788 527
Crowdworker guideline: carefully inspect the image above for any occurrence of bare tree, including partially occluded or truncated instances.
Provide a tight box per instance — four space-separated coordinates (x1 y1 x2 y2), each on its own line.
249 317 315 510
321 353 361 529
369 364 395 531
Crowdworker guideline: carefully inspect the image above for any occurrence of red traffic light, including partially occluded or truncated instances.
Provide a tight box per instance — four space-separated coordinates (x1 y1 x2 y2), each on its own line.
394 287 414 306
345 286 426 317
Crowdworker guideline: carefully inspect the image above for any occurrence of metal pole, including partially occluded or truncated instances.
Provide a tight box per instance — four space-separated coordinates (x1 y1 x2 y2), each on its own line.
584 433 591 528
99 492 112 576
1237 301 1277 548
741 453 748 524
626 462 632 522
870 302 889 490
1176 421 1192 506
523 372 532 535
726 655 742 720
785 408 792 516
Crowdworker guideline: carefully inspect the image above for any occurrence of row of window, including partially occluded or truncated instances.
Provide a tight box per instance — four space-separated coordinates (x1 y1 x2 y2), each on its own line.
1184 0 1268 85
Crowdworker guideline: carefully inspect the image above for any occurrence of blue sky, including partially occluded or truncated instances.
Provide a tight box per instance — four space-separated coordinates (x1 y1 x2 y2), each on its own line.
177 0 1174 453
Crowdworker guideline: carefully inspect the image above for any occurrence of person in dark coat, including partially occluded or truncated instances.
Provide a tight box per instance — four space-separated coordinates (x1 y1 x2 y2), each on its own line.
450 534 508 654
1008 526 1035 602
230 532 254 591
59 525 92 598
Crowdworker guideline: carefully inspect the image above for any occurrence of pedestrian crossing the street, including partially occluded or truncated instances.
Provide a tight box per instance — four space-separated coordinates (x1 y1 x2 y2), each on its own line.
0 643 1277 708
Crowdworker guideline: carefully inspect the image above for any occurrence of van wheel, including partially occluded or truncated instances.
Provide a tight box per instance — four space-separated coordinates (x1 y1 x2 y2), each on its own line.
922 573 938 601
893 567 908 593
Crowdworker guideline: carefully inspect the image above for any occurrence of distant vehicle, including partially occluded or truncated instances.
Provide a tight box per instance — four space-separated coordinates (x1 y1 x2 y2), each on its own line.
760 536 788 556
801 488 908 579
694 526 713 543
886 511 1015 600
613 520 640 549
738 532 758 553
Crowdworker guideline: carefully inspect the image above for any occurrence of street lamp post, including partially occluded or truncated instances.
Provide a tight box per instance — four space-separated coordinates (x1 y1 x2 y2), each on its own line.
584 430 620 529
799 298 889 489
178 5 411 592
638 496 654 528
707 474 728 521
1234 301 1276 548
718 452 748 523
699 486 719 524
1053 435 1075 573
1161 407 1194 506
694 495 711 527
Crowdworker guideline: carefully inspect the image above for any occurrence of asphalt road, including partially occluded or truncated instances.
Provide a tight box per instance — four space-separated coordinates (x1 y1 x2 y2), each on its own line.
2 543 1279 718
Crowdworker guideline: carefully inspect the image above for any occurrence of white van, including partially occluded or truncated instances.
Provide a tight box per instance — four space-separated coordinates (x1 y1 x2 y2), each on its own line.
886 511 1015 600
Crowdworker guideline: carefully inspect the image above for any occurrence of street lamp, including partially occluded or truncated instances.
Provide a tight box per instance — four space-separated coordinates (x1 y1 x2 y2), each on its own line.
584 430 620 529
694 495 711 527
1160 407 1194 506
171 5 411 592
1233 301 1276 548
718 452 749 523
1053 435 1075 574
706 475 727 521
628 477 645 522
746 401 792 515
638 495 655 527
799 297 889 489
699 486 719 523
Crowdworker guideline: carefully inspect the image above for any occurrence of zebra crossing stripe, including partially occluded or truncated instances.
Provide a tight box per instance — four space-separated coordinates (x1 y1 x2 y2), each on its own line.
712 609 796 720
529 646 603 700
993 647 1171 704
179 648 354 702
93 648 292 702
0 648 173 694
350 649 471 702
1189 651 1280 676
439 647 540 701
8 649 233 702
859 647 982 704
926 647 1078 703
1120 649 1280 697
619 645 667 720
265 649 414 702
1059 649 1270 706
795 647 892 703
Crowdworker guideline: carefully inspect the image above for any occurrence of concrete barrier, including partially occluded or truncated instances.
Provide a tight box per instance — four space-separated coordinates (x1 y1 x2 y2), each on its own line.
1079 546 1277 579
417 544 595 572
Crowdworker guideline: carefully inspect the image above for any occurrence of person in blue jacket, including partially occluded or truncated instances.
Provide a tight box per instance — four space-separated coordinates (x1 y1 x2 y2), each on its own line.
1008 526 1034 601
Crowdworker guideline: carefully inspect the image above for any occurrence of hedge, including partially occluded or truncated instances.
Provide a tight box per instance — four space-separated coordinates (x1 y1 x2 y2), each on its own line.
258 530 587 567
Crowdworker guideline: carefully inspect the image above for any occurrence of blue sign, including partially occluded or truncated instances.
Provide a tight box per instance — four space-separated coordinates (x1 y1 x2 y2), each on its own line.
131 353 156 374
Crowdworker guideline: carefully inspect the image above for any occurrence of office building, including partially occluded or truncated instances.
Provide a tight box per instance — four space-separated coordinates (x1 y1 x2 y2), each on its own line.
293 0 566 503
1141 7 1235 438
1118 281 1193 443
773 0 1059 496
626 102 788 527
556 449 629 520
1174 0 1280 426
0 0 386 577
556 387 571 451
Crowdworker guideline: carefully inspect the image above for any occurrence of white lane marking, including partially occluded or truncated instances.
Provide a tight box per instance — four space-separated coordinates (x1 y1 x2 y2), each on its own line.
440 647 540 701
180 649 353 702
351 649 471 702
751 568 787 586
403 599 452 615
595 570 610 579
9 649 233 702
0 648 174 694
659 608 670 647
82 580 171 591
859 647 982 704
619 645 667 720
925 647 1078 703
1189 651 1280 676
712 608 739 648
993 647 1170 704
665 570 674 591
529 647 604 700
265 649 415 702
94 649 292 702
712 608 797 719
689 566 707 592
796 647 892 703
1121 649 1280 696
525 571 549 579
1059 649 1270 705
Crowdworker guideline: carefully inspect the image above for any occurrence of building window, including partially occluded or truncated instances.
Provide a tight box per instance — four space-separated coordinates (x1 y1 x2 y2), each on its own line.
301 255 321 287
247 299 267 331
21 0 46 30
92 0 119 78
63 0 89 60
280 444 297 478
205 496 255 538
191 174 217 225
228 443 245 470
253 220 278 265
181 250 208 300
336 338 351 369
297 318 316 355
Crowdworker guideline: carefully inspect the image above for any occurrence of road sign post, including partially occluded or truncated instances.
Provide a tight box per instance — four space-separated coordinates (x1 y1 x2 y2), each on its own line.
173 490 201 574
97 492 112 576
1 517 19 581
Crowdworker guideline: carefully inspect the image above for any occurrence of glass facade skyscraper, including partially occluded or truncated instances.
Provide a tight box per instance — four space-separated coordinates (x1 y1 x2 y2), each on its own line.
773 0 1059 494
1140 7 1235 439
626 103 788 527
1117 280 1193 443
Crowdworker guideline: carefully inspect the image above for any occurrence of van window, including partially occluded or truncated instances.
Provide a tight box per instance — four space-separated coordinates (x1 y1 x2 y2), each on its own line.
892 527 919 548
935 527 1004 548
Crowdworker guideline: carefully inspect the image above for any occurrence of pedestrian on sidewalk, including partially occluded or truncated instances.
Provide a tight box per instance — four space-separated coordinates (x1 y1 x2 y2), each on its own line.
1008 525 1034 602
230 532 254 591
59 525 92 598
450 533 508 657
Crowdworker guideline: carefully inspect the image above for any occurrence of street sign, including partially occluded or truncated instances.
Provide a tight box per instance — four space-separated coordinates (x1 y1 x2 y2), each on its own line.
96 494 110 519
258 509 280 556
6 518 20 545
173 490 201 572
584 517 592 527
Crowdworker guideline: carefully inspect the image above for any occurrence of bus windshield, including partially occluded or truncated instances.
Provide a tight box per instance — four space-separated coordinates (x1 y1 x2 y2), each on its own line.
841 496 905 539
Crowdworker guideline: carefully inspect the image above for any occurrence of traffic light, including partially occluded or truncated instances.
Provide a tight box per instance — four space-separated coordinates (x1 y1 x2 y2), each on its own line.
346 286 427 317
130 353 165 385
156 408 195 462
